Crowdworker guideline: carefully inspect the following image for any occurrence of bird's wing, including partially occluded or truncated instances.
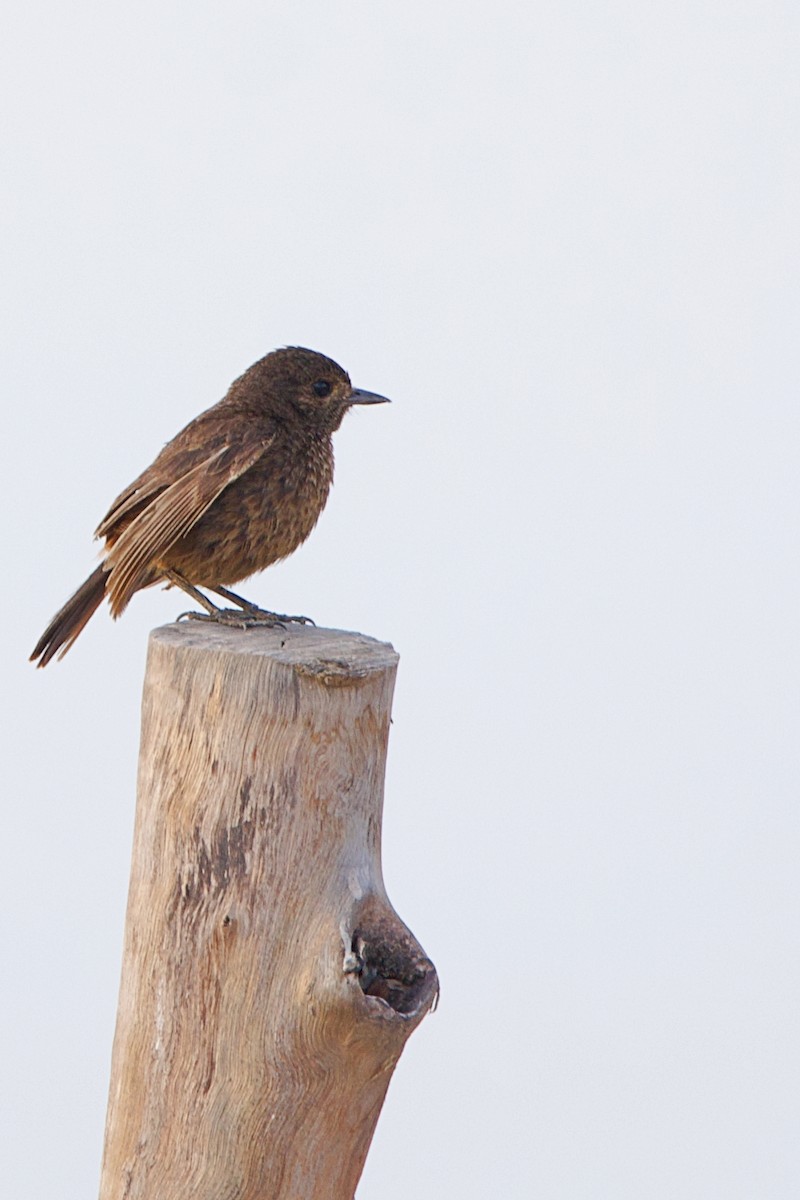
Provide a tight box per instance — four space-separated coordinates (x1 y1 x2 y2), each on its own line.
95 474 164 537
96 413 232 537
102 437 270 616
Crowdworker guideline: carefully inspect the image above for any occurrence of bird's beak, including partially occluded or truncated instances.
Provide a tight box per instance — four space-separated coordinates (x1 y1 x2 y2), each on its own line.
349 388 391 405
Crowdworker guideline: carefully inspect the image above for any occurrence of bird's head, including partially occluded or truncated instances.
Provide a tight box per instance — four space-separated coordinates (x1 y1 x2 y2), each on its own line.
237 346 389 432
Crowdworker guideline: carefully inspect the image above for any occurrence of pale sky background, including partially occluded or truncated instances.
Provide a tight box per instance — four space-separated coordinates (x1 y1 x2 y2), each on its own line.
3 3 799 1197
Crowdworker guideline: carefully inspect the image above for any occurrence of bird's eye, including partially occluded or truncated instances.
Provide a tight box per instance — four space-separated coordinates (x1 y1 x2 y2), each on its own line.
313 379 332 398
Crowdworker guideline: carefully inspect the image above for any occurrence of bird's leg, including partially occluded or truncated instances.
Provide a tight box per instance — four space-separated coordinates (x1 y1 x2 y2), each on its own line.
208 584 265 610
163 569 251 628
162 570 309 630
208 584 315 627
162 569 222 616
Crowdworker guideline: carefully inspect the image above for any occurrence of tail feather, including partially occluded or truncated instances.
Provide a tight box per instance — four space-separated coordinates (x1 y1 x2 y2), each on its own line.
30 565 108 667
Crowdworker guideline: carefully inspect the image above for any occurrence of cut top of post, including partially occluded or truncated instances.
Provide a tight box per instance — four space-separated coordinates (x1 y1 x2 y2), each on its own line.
149 621 399 681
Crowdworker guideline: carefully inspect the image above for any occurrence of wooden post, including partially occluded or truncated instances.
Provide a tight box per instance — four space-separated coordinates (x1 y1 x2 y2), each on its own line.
98 622 438 1200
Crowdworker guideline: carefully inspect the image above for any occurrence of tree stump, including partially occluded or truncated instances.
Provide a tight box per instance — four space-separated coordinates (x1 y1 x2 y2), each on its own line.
98 622 438 1200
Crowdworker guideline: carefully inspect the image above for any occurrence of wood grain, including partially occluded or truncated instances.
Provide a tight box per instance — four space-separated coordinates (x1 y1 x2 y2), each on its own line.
98 622 437 1200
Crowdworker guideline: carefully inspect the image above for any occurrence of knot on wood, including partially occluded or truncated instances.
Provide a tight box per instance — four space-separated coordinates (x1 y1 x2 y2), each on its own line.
345 906 439 1018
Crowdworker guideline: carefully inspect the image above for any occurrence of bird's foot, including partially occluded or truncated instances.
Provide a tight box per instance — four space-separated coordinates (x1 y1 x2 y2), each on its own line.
232 603 315 627
205 585 315 627
177 608 266 629
177 607 313 630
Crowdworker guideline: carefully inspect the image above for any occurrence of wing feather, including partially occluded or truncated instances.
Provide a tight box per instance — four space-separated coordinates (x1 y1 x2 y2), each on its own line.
95 410 236 539
103 438 269 616
95 478 160 538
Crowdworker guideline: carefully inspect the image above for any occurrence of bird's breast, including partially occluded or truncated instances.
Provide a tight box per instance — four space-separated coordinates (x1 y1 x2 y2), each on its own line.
165 434 335 586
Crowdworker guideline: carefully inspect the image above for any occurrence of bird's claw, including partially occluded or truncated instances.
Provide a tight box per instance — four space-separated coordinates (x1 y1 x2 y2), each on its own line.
235 607 315 627
177 608 287 630
280 613 315 627
176 601 315 631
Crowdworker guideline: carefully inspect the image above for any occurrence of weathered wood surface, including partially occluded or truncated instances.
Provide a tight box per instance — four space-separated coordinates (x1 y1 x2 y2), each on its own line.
98 622 437 1200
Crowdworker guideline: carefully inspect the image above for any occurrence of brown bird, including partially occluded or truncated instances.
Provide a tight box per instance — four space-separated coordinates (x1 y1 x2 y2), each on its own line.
31 346 389 667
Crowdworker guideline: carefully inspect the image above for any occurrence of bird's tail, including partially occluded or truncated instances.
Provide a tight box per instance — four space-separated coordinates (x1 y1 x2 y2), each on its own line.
30 565 108 667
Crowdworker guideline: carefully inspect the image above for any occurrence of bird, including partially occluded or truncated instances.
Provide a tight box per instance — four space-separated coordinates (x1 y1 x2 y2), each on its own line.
30 346 389 667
